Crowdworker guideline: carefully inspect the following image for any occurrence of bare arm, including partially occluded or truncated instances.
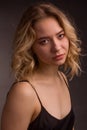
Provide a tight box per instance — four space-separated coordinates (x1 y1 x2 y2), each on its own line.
1 82 36 130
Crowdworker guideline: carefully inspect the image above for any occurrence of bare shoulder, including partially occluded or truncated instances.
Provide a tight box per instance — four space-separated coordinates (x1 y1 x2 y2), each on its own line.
8 81 35 99
1 81 36 130
6 81 36 107
5 81 36 114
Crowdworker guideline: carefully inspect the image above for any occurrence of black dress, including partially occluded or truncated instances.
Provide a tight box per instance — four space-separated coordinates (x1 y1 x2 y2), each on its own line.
13 74 75 130
26 77 75 130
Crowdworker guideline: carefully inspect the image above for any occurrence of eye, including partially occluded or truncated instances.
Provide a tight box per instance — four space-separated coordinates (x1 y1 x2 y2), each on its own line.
39 39 50 45
57 33 65 40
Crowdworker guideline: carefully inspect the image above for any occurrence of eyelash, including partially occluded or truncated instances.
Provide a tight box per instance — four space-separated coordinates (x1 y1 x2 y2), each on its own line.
57 33 65 39
38 33 65 45
39 39 49 45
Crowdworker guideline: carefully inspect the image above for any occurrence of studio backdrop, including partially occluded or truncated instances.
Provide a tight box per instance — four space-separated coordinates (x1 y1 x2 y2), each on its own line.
0 0 87 130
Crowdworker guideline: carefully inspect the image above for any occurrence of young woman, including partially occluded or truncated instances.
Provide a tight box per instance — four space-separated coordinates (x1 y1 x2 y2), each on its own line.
1 2 81 130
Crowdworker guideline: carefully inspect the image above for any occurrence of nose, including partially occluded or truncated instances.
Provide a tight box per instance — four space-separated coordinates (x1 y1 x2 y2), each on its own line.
51 38 61 53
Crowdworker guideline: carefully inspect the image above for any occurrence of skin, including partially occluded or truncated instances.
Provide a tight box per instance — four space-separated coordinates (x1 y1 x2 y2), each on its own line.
33 17 69 68
1 17 74 130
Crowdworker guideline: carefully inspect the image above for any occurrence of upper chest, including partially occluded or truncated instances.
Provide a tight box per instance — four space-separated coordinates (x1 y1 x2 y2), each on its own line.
32 79 71 120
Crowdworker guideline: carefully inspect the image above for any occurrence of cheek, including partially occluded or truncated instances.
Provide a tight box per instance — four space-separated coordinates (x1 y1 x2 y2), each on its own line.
63 40 69 51
66 43 69 51
32 46 46 59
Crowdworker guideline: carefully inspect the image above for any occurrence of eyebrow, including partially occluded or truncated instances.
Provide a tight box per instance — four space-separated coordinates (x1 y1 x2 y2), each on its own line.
37 29 64 41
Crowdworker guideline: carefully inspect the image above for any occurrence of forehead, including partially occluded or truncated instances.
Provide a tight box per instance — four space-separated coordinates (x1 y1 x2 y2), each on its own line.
34 17 63 37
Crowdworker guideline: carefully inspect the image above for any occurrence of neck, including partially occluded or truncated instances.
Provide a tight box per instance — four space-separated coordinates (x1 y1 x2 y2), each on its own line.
34 64 59 79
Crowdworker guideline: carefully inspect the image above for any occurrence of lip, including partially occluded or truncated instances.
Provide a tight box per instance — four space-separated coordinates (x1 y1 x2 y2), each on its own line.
53 54 65 60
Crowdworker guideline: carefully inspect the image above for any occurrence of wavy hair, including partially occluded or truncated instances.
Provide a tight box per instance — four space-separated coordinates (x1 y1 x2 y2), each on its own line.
11 2 81 81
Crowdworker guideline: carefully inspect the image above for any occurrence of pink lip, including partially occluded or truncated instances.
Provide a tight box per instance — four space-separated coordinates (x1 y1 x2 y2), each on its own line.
53 54 65 60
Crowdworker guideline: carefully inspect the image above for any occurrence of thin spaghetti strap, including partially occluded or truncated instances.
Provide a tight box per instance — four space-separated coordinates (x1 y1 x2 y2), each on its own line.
60 72 73 107
60 72 69 88
27 80 43 106
12 80 42 106
12 80 29 85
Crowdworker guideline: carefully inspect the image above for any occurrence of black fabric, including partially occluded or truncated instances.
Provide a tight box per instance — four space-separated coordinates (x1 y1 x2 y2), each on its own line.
28 105 75 130
14 76 75 130
27 78 75 130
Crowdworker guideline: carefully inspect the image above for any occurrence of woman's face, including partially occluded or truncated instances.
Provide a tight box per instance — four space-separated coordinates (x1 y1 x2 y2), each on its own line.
32 17 69 67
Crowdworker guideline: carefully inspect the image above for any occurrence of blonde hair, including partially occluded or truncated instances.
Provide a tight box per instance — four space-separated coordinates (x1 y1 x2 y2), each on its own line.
11 2 81 81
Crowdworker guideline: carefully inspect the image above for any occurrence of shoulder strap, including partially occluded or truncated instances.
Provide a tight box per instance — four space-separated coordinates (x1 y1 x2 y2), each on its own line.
60 73 74 108
60 72 69 88
17 80 43 106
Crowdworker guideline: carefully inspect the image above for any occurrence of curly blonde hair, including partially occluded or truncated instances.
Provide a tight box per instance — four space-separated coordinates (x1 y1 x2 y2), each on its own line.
11 2 81 81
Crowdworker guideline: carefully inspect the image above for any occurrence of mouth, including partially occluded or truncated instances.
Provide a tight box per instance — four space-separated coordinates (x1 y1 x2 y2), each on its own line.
52 54 65 60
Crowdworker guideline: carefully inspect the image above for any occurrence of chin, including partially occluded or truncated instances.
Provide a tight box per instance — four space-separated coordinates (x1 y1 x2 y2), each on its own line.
55 59 66 65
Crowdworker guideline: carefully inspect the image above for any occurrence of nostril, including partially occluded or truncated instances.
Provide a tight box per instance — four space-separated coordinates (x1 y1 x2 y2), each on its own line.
51 46 61 53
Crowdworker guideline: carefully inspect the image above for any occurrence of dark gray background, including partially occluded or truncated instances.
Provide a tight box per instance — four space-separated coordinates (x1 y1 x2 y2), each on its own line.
0 0 87 130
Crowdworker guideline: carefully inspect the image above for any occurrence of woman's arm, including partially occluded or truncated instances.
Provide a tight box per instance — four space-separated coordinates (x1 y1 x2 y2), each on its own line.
1 82 36 130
